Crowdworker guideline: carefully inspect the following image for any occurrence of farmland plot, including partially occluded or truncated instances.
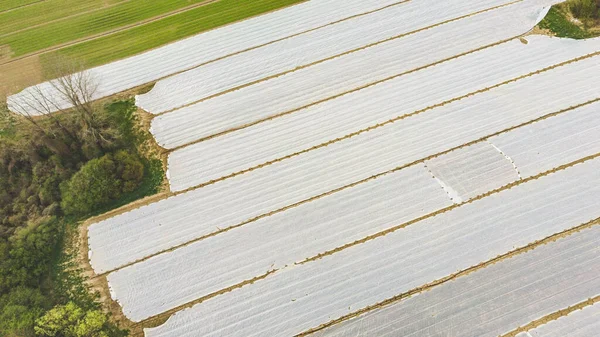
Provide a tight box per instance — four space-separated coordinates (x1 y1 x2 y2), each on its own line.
107 165 455 320
423 142 521 203
0 0 125 36
106 101 600 322
88 55 600 275
65 0 600 334
136 0 533 115
144 157 600 335
7 0 406 115
312 226 600 337
148 2 565 149
0 0 40 13
489 104 600 178
517 302 600 337
166 38 600 191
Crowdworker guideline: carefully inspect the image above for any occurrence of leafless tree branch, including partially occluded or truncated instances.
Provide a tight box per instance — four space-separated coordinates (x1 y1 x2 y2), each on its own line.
8 55 112 150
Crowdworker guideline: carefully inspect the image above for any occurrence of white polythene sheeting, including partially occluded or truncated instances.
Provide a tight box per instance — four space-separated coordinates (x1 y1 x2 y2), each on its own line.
314 226 600 337
106 99 600 321
149 0 555 148
137 0 523 115
7 0 406 115
166 37 600 191
424 142 520 202
518 302 600 337
107 165 454 321
144 156 600 337
490 99 600 178
88 54 600 275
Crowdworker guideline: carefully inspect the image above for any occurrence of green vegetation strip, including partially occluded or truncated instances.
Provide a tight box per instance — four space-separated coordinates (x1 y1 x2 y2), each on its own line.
538 6 594 38
0 0 128 37
0 0 42 13
44 0 306 68
0 0 217 58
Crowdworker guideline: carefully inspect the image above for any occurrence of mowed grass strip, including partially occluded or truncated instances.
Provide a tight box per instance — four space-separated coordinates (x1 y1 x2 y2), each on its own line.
0 0 220 58
43 0 306 68
0 0 128 36
0 0 42 12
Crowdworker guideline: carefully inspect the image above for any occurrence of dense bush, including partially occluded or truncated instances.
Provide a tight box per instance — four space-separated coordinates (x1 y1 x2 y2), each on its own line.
0 217 60 336
569 0 600 20
0 287 50 337
0 142 74 238
0 217 60 292
0 98 157 336
60 150 143 216
35 301 127 337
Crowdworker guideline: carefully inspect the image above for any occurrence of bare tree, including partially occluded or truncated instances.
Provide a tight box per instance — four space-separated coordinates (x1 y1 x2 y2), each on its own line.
8 56 114 151
9 83 78 140
2 94 73 157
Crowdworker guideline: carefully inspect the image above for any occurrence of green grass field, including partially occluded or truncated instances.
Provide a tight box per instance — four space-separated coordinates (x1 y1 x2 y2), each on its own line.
0 0 41 13
0 0 223 57
1 0 305 65
538 6 594 39
0 0 128 36
0 0 305 97
43 0 305 68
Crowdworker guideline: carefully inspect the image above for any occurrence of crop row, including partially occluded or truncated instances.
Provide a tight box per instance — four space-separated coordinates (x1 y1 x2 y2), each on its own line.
166 49 600 191
137 0 520 115
148 0 553 149
7 0 404 114
0 0 127 37
516 301 600 337
314 225 600 337
145 156 600 336
88 52 600 274
107 101 600 322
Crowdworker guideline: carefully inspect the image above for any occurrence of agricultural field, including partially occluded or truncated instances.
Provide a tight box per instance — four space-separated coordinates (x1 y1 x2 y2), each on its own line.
0 0 41 12
0 0 307 96
4 0 600 336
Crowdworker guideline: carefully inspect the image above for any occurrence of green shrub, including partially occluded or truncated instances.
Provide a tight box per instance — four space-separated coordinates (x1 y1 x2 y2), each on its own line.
113 151 144 193
538 6 593 39
0 287 50 337
60 151 143 216
568 0 600 21
35 301 127 337
0 217 61 292
0 217 60 336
